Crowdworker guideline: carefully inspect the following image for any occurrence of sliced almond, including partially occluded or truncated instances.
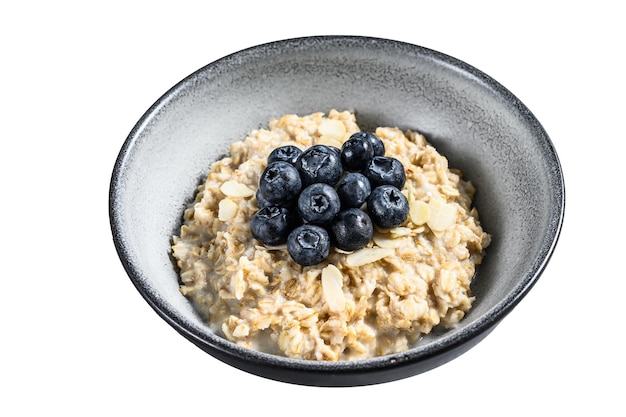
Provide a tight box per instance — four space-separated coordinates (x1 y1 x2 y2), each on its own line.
372 231 403 248
220 180 255 198
345 247 395 267
432 229 446 238
427 198 456 231
317 134 343 149
318 119 346 137
334 247 354 254
321 265 346 312
413 226 426 234
218 198 238 221
410 199 430 226
390 227 412 238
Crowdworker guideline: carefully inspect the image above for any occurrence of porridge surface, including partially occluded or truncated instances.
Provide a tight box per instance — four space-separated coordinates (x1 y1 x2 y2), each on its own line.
171 110 491 361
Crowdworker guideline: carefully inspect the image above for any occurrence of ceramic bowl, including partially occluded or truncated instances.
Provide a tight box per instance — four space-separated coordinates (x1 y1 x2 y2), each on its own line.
109 36 565 387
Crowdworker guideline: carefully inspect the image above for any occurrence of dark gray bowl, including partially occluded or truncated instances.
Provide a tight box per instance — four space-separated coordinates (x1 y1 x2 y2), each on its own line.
109 36 564 387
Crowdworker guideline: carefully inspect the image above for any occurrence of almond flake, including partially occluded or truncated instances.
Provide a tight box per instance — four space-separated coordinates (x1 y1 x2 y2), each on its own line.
333 247 354 254
318 119 346 137
264 244 288 251
321 265 345 312
317 134 343 148
390 227 412 238
427 198 456 231
372 231 403 248
345 247 395 267
218 198 238 221
410 199 430 226
220 180 255 198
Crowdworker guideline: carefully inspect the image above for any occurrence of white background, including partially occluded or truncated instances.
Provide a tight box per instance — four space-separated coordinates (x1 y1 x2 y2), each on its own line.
2 1 623 415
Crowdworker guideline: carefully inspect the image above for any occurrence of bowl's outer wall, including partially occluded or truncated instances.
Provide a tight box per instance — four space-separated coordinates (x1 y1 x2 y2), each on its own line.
110 36 564 386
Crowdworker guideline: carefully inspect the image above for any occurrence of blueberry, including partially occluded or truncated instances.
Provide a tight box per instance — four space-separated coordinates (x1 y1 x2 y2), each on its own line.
336 172 371 208
255 189 272 209
363 156 406 189
256 189 294 210
328 146 342 158
295 145 343 186
287 224 330 266
367 185 409 229
297 183 341 226
349 131 385 157
268 145 302 165
259 161 302 204
330 208 373 251
341 136 374 171
251 206 295 246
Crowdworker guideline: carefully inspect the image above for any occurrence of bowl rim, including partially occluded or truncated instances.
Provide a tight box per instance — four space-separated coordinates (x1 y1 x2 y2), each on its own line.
109 35 565 381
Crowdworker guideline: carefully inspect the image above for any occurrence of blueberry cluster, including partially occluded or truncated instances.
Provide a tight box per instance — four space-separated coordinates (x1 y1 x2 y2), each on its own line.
251 131 409 266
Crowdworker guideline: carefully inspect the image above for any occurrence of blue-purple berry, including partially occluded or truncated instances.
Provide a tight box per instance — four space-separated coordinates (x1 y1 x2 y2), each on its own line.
268 145 302 165
367 185 409 229
363 156 406 190
287 224 331 266
259 161 302 204
251 206 295 246
341 136 374 171
297 183 341 226
295 145 343 186
330 208 373 251
336 172 371 209
349 131 385 157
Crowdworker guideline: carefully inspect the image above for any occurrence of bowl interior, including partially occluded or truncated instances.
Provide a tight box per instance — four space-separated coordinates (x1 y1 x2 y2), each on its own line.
110 36 563 373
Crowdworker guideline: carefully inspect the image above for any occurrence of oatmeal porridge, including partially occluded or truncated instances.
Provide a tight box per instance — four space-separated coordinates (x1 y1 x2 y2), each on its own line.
171 110 491 361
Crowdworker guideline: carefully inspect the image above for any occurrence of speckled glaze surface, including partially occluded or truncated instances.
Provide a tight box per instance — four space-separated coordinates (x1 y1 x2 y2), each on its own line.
109 36 565 386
